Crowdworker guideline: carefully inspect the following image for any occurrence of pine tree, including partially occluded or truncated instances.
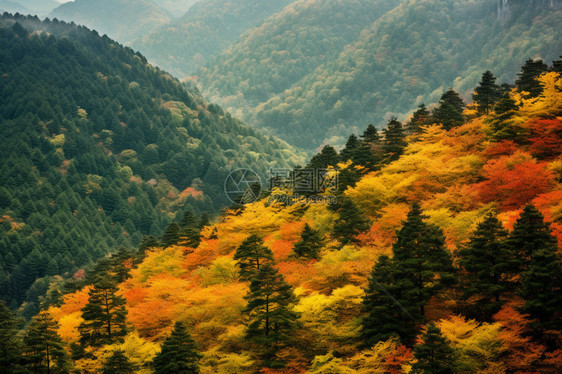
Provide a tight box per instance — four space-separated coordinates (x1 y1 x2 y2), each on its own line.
392 204 456 317
340 134 362 163
407 104 432 134
488 93 522 141
153 322 201 374
23 310 70 374
292 223 324 260
458 213 510 320
432 89 465 130
79 278 127 347
178 211 201 248
307 145 340 169
333 198 371 245
361 255 419 347
473 71 501 115
521 248 562 333
506 205 558 280
382 117 407 162
103 350 135 374
515 58 548 98
411 323 454 374
0 301 26 372
244 263 298 367
233 235 274 281
162 222 181 247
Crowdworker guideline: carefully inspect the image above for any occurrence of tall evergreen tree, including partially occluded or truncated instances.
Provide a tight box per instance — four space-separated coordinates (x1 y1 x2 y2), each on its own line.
333 198 371 245
473 71 501 115
244 263 298 367
506 205 558 279
382 117 407 162
292 223 324 260
79 279 127 347
392 204 456 317
234 235 274 281
103 350 135 374
458 213 510 320
153 322 201 374
23 310 70 374
432 89 465 130
162 223 181 247
361 255 419 347
340 134 362 163
521 247 562 333
0 301 26 373
178 211 202 248
515 58 548 98
307 145 340 169
411 323 454 374
407 103 432 135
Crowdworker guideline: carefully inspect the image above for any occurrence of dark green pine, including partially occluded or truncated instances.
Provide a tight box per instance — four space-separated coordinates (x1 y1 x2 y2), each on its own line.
515 58 548 98
292 223 324 260
432 89 465 130
392 203 456 317
382 117 407 162
458 213 510 320
361 255 419 347
407 103 432 135
233 235 274 281
307 145 341 169
103 350 135 374
333 198 371 245
473 71 502 115
161 222 181 247
0 301 26 372
411 323 455 374
153 322 201 374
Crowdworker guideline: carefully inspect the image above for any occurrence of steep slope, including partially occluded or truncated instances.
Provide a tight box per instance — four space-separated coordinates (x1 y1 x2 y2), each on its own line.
198 0 401 120
0 1 30 14
7 0 59 16
131 0 296 77
0 14 303 314
150 0 200 16
199 0 562 150
39 67 562 373
50 0 172 44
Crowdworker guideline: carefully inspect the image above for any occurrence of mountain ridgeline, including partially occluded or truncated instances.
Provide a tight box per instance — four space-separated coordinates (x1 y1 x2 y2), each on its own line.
194 0 562 150
0 14 303 314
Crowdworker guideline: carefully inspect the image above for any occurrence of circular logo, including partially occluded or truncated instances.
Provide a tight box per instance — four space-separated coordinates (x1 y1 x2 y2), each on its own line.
224 168 262 205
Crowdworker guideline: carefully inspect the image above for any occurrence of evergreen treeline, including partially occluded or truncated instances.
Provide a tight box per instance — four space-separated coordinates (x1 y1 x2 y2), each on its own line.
0 13 302 314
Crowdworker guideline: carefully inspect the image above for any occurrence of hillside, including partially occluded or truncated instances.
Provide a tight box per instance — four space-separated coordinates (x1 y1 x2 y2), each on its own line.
0 14 303 316
198 0 401 120
0 0 30 14
50 0 172 44
2 0 59 16
131 0 296 77
150 0 200 16
196 0 562 150
6 59 561 372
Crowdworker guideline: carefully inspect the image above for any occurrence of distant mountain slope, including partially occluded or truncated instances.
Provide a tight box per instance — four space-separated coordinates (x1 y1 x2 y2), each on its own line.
150 0 200 16
132 0 296 77
8 0 58 16
0 1 30 14
198 0 401 121
198 0 562 150
50 0 172 44
0 14 303 314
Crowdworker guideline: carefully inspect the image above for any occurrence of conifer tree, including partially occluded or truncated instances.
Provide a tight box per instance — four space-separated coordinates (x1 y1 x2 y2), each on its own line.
244 263 298 366
473 71 501 115
392 204 456 317
234 235 274 281
0 301 26 372
407 103 432 134
307 145 340 169
411 323 454 374
506 205 558 279
361 255 419 347
103 350 135 374
382 117 407 162
79 278 127 347
292 223 324 260
515 58 548 98
521 248 562 332
458 213 510 319
153 322 201 374
333 198 371 245
23 310 70 374
178 211 202 248
340 134 362 163
162 222 181 247
432 89 465 130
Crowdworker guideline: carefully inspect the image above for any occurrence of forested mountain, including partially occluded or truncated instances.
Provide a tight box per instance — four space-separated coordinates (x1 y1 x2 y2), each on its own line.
50 0 172 44
196 0 562 150
0 0 30 14
5 59 561 373
3 0 59 16
0 14 303 316
150 0 200 16
198 0 401 121
131 0 296 77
